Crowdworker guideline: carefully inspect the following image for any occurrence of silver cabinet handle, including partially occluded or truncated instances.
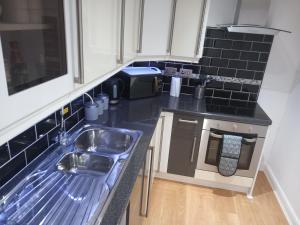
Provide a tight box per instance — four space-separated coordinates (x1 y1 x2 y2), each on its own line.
190 137 197 162
178 118 198 124
210 132 222 139
76 0 84 84
157 116 165 172
194 0 208 56
117 0 126 64
137 0 145 53
167 0 177 54
243 138 257 143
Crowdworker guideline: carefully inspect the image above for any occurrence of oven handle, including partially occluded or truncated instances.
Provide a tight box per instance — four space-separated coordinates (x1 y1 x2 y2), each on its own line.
209 132 257 143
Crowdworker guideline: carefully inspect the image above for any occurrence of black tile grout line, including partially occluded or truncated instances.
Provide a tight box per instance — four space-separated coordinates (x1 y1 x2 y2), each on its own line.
207 37 273 45
0 142 59 191
0 122 60 170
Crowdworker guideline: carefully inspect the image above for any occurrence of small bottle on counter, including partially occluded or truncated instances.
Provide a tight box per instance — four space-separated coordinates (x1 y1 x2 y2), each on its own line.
97 93 109 110
84 102 99 121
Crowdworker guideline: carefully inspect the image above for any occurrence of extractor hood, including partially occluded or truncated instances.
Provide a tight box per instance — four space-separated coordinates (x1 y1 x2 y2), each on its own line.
219 24 291 35
216 0 291 35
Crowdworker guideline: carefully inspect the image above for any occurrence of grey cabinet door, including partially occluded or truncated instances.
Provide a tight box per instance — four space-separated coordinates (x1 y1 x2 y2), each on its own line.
167 113 203 177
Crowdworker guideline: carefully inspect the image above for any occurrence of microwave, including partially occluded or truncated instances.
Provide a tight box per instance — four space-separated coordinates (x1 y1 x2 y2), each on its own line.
118 67 163 100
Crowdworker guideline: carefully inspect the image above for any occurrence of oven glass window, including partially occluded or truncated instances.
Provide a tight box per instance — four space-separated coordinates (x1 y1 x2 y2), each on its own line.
205 129 257 170
0 0 67 95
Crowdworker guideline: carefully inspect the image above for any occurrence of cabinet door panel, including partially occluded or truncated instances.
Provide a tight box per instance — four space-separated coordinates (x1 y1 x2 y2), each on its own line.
123 0 140 63
81 0 119 83
140 0 173 56
167 114 203 177
171 0 205 58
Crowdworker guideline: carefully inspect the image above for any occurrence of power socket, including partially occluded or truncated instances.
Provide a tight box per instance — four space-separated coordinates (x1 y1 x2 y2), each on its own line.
179 68 193 77
164 67 178 76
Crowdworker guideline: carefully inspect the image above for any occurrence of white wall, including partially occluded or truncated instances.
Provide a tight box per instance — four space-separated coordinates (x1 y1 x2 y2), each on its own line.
257 0 300 223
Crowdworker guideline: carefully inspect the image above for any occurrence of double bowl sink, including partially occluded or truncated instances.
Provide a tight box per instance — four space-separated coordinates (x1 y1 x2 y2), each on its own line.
56 124 142 180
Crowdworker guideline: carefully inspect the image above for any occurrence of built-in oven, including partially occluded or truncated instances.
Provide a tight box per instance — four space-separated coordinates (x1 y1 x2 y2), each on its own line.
197 119 268 178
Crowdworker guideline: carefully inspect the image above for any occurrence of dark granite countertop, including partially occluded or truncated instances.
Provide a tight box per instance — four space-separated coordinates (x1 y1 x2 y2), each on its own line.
91 93 271 225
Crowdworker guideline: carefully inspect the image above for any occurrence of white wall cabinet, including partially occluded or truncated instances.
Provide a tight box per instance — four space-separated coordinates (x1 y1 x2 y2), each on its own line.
79 0 120 84
138 0 173 57
123 0 140 63
170 0 210 60
138 0 210 62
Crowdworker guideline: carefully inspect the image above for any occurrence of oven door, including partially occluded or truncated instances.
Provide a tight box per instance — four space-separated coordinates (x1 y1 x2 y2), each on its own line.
197 119 268 178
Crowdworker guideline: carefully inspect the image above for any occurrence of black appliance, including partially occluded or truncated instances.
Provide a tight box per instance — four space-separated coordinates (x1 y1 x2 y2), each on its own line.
118 67 163 99
102 77 124 104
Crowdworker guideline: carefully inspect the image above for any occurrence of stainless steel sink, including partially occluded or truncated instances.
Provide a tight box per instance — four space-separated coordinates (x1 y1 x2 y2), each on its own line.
73 126 141 155
56 152 114 175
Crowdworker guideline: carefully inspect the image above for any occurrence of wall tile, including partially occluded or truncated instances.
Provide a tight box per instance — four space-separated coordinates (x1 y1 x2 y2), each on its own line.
133 61 150 67
244 34 264 42
236 70 255 79
252 42 272 52
206 28 225 38
182 64 200 74
203 48 222 57
165 62 182 71
214 39 232 49
0 144 10 167
221 50 240 59
65 114 79 131
206 80 224 89
240 51 259 61
228 60 247 69
201 66 218 75
231 92 249 101
218 68 236 77
259 53 269 62
205 89 213 97
25 136 49 164
181 86 194 95
9 127 36 157
0 152 26 187
254 72 264 80
71 96 84 113
210 58 228 67
36 113 56 137
263 35 274 43
247 62 266 71
213 90 231 98
224 82 242 91
199 57 211 66
242 84 260 93
150 61 165 70
232 41 251 51
204 38 214 47
226 32 244 40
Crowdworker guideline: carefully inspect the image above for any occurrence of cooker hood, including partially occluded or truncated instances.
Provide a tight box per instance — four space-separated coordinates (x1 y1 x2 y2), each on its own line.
217 0 291 35
218 24 291 35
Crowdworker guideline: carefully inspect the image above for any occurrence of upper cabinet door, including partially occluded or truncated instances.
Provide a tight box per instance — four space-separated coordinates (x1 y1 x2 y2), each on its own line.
139 0 173 56
171 0 210 60
123 0 140 63
80 0 120 83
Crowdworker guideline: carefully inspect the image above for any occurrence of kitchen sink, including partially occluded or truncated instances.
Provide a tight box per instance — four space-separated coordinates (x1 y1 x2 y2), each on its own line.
56 152 114 175
73 125 141 156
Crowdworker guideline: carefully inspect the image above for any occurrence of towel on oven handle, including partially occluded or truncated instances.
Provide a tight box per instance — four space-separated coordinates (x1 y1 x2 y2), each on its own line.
218 134 242 177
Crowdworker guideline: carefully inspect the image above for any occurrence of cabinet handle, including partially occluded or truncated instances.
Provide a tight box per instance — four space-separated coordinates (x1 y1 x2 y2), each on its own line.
210 132 223 139
190 137 197 162
117 0 126 64
137 0 145 53
194 0 208 56
243 138 257 143
157 116 165 172
76 0 84 84
167 0 177 54
178 118 198 124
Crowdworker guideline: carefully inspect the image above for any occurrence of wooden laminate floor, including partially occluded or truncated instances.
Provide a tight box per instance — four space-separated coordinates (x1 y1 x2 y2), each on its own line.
142 172 288 225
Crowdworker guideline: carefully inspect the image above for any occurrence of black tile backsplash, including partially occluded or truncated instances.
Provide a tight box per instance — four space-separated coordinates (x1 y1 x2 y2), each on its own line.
25 136 49 164
0 144 10 167
9 127 36 157
0 152 26 187
130 27 274 102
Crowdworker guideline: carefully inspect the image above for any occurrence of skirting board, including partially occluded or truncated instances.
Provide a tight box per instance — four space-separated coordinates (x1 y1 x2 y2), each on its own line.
264 164 300 225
